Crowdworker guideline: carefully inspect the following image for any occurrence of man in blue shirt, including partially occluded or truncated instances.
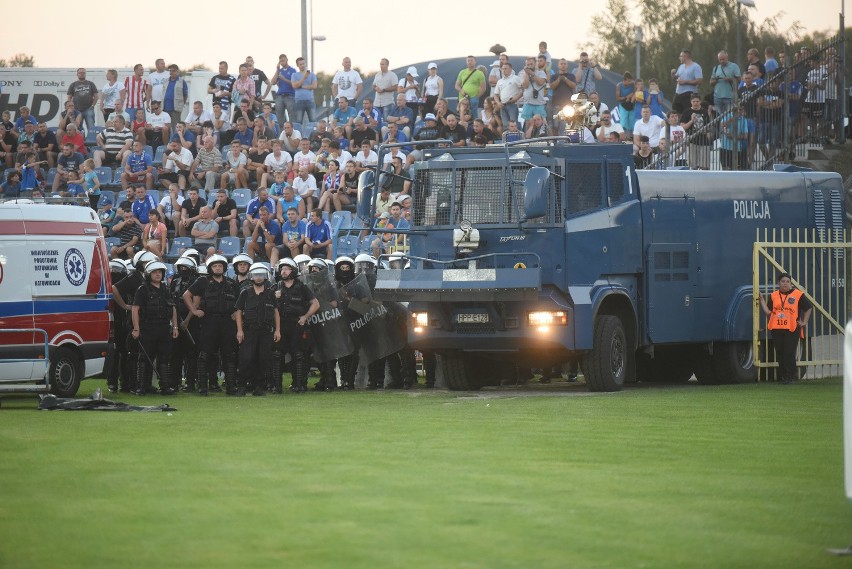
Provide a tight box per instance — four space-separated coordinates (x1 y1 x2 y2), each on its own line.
247 205 282 263
275 54 297 128
121 140 154 191
232 118 254 152
14 106 38 134
243 187 276 238
384 94 415 138
332 97 358 139
279 206 307 259
131 187 158 223
291 57 317 127
304 208 332 259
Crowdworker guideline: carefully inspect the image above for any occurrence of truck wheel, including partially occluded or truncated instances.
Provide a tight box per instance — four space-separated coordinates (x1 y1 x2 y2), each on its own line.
582 315 628 392
49 347 82 397
711 342 757 384
441 353 489 391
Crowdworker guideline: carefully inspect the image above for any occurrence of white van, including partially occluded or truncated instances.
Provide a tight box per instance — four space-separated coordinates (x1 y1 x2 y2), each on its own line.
0 202 112 396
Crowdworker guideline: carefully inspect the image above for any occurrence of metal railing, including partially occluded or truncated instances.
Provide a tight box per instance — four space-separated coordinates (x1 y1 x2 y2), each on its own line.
649 32 846 172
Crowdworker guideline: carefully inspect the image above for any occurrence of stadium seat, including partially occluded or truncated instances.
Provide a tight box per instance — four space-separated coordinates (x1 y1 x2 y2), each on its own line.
165 236 193 261
112 169 124 186
291 122 302 134
97 190 115 208
94 167 112 187
153 146 166 164
147 189 161 203
104 236 121 252
217 236 241 257
84 128 102 147
144 145 154 159
231 188 252 211
331 210 352 231
358 235 374 253
46 168 57 187
336 235 358 258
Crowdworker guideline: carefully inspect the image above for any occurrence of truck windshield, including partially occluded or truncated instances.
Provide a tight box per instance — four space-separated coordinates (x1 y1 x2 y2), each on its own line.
409 163 563 227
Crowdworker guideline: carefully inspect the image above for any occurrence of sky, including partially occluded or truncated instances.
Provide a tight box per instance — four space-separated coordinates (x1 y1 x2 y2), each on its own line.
4 0 844 75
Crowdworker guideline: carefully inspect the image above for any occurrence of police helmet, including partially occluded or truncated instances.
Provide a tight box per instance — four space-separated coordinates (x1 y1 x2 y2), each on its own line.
109 259 128 275
307 258 327 273
232 253 253 268
335 256 355 268
196 264 208 276
132 250 158 271
144 260 168 277
180 248 202 264
387 252 406 270
121 259 134 271
294 254 312 272
354 253 378 274
249 262 269 281
205 254 228 271
174 257 198 272
277 258 297 272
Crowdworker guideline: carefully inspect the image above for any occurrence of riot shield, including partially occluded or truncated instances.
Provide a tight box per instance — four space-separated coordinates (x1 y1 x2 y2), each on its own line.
305 272 355 362
342 273 405 364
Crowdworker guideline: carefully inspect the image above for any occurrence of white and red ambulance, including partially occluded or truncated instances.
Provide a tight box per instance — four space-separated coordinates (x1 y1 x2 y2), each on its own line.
0 202 112 396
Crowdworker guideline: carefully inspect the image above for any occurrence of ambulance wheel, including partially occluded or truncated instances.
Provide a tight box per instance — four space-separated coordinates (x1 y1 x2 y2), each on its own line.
582 315 627 392
711 341 757 384
49 347 82 397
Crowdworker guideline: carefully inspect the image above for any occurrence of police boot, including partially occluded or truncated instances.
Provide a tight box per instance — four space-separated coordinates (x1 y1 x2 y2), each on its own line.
134 359 148 395
224 353 240 395
367 358 385 390
324 361 337 391
271 353 283 394
339 354 356 390
196 352 210 395
159 363 176 395
293 353 308 393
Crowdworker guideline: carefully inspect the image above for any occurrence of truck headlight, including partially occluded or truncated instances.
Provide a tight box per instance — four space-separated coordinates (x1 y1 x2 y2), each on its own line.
413 312 429 333
528 311 567 333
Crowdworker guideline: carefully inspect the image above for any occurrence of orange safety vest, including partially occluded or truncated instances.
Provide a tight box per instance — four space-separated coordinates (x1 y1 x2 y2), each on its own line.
768 288 803 332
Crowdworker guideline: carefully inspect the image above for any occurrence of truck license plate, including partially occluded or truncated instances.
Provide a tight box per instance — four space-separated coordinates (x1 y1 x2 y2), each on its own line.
456 313 490 324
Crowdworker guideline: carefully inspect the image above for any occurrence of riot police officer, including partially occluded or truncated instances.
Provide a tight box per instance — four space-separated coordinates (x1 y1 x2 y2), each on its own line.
131 261 179 395
353 254 386 389
335 256 359 390
106 259 129 393
383 253 417 389
235 263 281 396
184 254 240 395
112 250 158 393
170 256 199 391
294 254 312 281
232 253 253 292
274 258 320 393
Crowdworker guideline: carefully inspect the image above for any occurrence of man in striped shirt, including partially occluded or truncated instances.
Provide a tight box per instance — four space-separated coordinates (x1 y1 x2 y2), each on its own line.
94 115 133 168
190 135 223 192
122 64 148 120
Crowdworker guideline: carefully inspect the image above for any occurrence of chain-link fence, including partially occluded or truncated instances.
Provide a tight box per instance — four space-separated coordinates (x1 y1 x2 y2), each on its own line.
648 31 846 172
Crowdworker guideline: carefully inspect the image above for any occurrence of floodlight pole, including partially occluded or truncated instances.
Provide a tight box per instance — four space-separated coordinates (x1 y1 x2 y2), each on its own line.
301 0 308 63
635 26 643 79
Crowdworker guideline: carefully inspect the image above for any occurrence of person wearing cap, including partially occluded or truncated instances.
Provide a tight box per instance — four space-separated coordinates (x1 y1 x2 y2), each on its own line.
421 62 444 118
455 56 487 116
331 57 363 104
331 97 358 139
398 66 421 117
407 113 442 167
372 58 399 118
384 93 415 138
98 195 117 231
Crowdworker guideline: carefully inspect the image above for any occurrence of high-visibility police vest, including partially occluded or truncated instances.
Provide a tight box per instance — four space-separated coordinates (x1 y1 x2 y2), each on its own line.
768 289 803 332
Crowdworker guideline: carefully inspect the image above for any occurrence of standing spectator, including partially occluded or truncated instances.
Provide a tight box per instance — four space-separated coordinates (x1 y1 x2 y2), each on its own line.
803 57 828 140
80 158 101 210
633 105 666 150
764 47 779 76
550 58 577 112
146 58 170 110
710 50 741 115
746 48 766 81
232 64 255 109
633 135 657 169
398 67 421 117
99 70 122 123
615 72 637 136
372 58 399 118
274 54 297 126
208 61 236 113
680 95 712 170
455 56 487 116
647 79 666 119
719 106 750 171
573 52 602 95
67 68 98 134
121 64 148 121
291 57 318 126
520 57 548 123
494 62 527 127
670 50 703 114
738 71 760 163
421 63 443 118
245 56 273 113
332 57 363 104
162 64 189 125
658 110 688 167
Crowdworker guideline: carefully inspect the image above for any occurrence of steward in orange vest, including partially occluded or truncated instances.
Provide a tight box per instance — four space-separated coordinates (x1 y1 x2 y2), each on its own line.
759 273 812 384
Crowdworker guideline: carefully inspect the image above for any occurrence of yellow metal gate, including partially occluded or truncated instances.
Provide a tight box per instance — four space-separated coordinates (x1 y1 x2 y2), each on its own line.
753 228 850 380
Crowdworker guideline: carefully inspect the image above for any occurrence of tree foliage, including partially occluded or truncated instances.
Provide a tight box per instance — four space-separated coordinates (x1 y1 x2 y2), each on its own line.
584 0 807 92
0 53 35 68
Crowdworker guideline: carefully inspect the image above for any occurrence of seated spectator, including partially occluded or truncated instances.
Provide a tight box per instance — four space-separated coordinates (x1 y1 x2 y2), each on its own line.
0 124 15 168
221 140 249 190
110 210 142 259
259 102 278 137
382 142 406 167
247 138 273 187
275 182 305 222
331 97 357 138
93 115 133 168
303 208 332 259
633 135 657 169
243 187 276 238
168 121 196 156
292 166 318 212
191 205 220 258
1 169 21 198
251 117 274 150
52 143 85 194
277 121 302 155
372 200 410 257
350 117 378 151
353 140 379 173
145 101 171 149
157 183 184 231
179 187 207 238
261 140 293 188
107 100 132 125
357 97 381 129
130 108 148 144
141 208 167 258
57 101 82 142
341 160 359 206
469 119 496 144
211 188 238 237
440 113 467 147
333 125 350 153
524 114 550 139
279 206 306 259
317 158 343 213
384 156 410 196
329 139 353 172
121 140 154 191
131 186 158 224
308 120 332 152
98 196 117 231
633 104 666 150
158 140 193 191
190 135 223 192
596 110 625 142
33 122 58 168
247 205 280 263
19 151 46 191
406 113 441 166
61 123 87 156
383 122 412 152
292 138 317 176
231 117 254 153
269 169 293 202
184 100 213 136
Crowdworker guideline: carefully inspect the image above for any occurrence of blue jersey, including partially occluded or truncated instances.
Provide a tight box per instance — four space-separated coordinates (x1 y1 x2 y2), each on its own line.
282 219 306 243
306 220 332 245
246 197 276 219
132 194 157 223
127 152 152 174
84 170 100 196
276 66 297 96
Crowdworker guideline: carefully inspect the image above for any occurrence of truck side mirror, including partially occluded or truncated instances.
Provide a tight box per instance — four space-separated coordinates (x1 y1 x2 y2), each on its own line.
357 170 375 220
523 166 549 220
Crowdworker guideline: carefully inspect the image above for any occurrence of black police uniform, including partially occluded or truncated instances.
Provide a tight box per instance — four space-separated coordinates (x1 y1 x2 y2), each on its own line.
133 280 176 394
169 271 199 391
106 269 127 392
114 270 145 392
273 278 315 392
236 284 277 395
188 274 239 394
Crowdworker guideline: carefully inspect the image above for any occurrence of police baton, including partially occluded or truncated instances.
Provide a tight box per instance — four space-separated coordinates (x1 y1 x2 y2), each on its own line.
137 338 162 383
179 320 196 346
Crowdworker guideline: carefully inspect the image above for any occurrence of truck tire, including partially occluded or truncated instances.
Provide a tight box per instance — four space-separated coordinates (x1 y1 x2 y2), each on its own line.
440 353 485 391
711 341 757 384
637 347 694 383
582 315 628 392
49 347 82 397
